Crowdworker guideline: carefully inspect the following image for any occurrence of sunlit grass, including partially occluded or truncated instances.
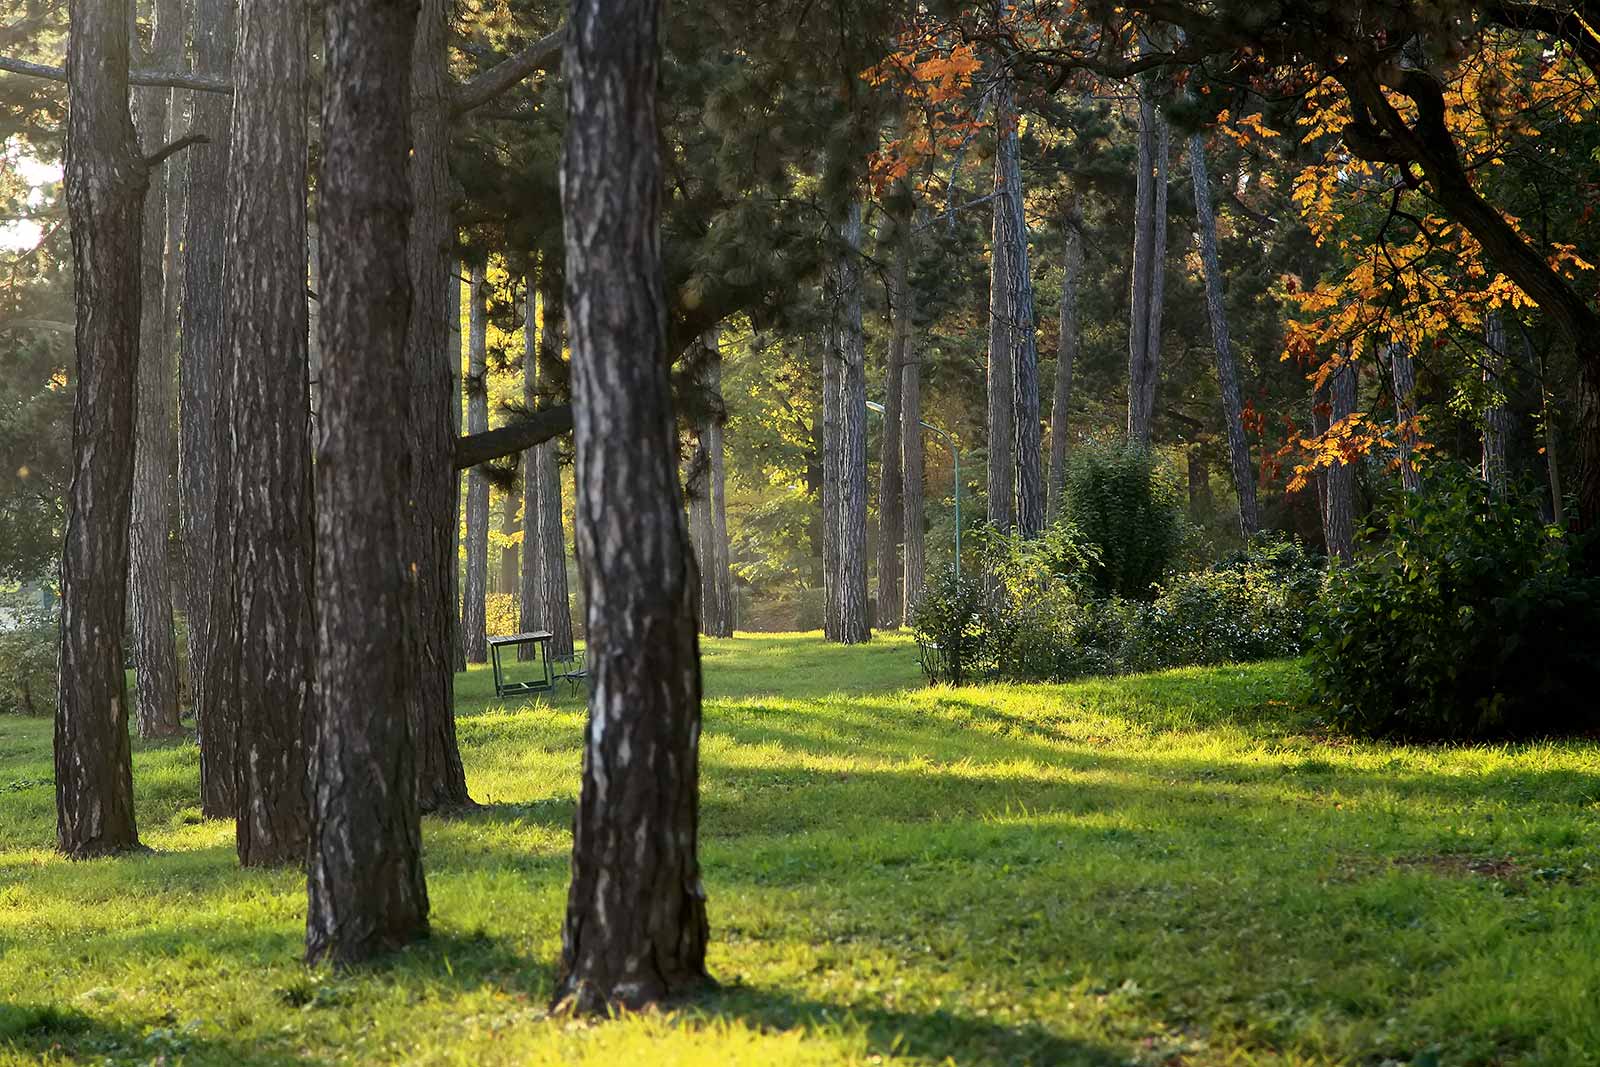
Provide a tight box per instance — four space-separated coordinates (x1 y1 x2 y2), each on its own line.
3 632 1598 1065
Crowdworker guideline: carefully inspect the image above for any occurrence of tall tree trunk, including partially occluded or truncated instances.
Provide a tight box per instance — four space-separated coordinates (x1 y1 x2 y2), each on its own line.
1187 133 1259 536
536 270 575 659
877 212 909 628
995 78 1043 538
1046 205 1081 522
498 492 518 595
518 277 544 659
835 202 870 645
899 301 926 623
1324 355 1357 563
820 294 841 639
985 104 1016 541
462 262 490 662
699 328 732 638
306 0 429 966
180 0 238 820
129 0 183 740
56 0 144 858
1533 336 1566 526
449 264 467 671
1127 89 1168 447
1483 311 1512 497
688 434 714 630
227 0 313 868
553 0 711 1010
1386 341 1422 493
406 0 471 812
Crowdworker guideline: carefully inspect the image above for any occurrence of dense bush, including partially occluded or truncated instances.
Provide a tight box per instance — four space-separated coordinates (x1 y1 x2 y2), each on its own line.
1308 471 1600 740
907 569 988 684
1060 440 1185 599
0 594 56 716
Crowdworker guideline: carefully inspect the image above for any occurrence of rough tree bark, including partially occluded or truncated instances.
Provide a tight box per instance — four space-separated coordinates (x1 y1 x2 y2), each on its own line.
552 0 711 1011
535 270 575 659
462 261 491 663
128 0 183 740
180 0 238 819
306 0 430 966
1483 312 1512 497
1046 204 1081 522
1187 133 1259 535
56 0 145 858
226 0 314 868
406 0 471 812
876 209 909 628
1324 356 1357 563
835 202 871 645
518 277 544 659
996 76 1043 538
1127 86 1168 447
985 96 1016 541
1386 341 1422 493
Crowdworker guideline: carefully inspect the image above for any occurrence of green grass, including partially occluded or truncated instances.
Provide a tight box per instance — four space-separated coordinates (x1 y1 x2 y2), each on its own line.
3 632 1599 1066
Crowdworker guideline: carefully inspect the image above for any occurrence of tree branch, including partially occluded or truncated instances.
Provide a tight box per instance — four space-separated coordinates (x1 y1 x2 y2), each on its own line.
1481 1 1600 78
144 132 208 170
450 26 566 115
454 404 574 470
0 54 231 93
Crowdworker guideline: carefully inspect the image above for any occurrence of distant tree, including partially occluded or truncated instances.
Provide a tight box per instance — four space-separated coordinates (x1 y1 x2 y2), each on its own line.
1127 72 1169 447
534 269 575 658
553 0 711 1011
831 202 871 644
877 197 910 628
462 261 490 663
1046 201 1081 521
306 0 430 966
55 0 144 858
1324 355 1357 563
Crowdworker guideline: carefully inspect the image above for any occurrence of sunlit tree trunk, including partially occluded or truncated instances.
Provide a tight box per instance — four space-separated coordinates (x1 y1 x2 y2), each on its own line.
1187 133 1258 535
518 277 544 658
462 261 490 662
406 0 472 812
306 0 429 966
552 0 711 1010
180 0 238 819
129 0 183 740
56 0 144 858
835 202 871 644
1046 204 1081 523
535 270 575 659
227 0 314 868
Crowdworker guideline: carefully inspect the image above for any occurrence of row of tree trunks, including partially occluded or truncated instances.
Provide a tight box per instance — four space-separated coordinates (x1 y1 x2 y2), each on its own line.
306 0 429 966
55 0 145 857
1386 342 1422 493
534 271 575 659
407 0 472 811
1187 135 1259 536
831 203 871 644
1127 81 1168 447
226 0 314 868
180 0 239 820
876 205 910 628
552 0 711 1009
1046 202 1081 523
462 262 491 663
128 0 183 741
1323 354 1357 562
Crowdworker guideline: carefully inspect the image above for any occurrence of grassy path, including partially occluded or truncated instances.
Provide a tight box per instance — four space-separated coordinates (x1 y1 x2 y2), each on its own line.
2 633 1598 1065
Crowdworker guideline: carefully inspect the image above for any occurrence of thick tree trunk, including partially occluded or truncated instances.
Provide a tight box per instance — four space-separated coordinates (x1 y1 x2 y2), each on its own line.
179 0 238 819
1386 341 1422 493
996 79 1043 538
462 262 490 662
820 295 841 639
877 213 910 628
835 202 871 644
1324 356 1357 563
1483 312 1512 497
1046 207 1080 522
405 0 471 812
552 0 711 1010
518 278 544 659
56 0 144 858
129 0 183 740
1127 90 1168 447
1187 134 1259 536
306 0 429 966
227 0 314 868
535 270 575 659
901 344 926 621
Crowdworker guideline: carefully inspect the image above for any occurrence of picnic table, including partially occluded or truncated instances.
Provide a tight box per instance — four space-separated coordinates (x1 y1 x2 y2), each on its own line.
487 632 588 699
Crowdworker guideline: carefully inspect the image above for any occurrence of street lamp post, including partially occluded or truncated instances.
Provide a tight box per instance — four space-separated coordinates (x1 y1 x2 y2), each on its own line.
865 400 960 582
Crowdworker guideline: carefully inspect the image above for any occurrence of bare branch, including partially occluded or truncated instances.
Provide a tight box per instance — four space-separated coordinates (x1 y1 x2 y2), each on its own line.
454 404 574 470
450 26 566 115
144 132 208 170
0 54 231 94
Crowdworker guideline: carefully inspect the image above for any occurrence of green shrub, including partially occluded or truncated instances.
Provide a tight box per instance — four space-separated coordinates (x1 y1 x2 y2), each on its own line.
908 569 989 685
1308 470 1600 740
0 594 56 716
1061 440 1185 599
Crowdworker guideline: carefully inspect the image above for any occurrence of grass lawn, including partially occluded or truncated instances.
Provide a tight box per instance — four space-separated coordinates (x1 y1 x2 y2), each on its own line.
2 632 1599 1066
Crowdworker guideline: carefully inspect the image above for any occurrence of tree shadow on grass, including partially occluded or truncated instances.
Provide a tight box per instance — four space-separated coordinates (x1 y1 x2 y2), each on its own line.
0 1003 320 1066
687 983 1125 1067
